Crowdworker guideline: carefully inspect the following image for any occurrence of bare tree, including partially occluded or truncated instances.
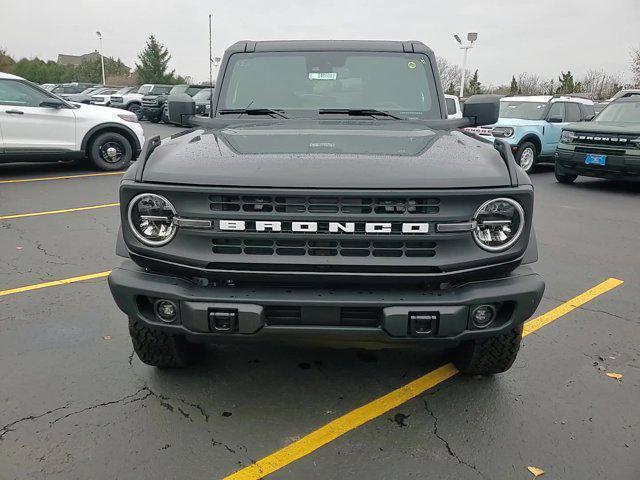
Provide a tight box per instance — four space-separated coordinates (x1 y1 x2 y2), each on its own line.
579 69 623 100
632 47 640 87
436 56 461 94
516 73 546 95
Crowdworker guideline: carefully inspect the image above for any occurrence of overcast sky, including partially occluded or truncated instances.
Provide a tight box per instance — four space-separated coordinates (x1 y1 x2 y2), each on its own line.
2 0 639 85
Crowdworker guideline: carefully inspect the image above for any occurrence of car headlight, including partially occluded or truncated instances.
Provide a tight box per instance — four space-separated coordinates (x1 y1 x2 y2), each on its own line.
472 198 525 252
127 193 177 246
561 130 576 144
491 126 514 138
118 113 139 123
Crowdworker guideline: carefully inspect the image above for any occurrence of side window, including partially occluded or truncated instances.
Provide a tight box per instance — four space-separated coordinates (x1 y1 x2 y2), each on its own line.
0 80 51 107
565 102 581 122
547 102 565 122
445 97 456 115
580 103 595 119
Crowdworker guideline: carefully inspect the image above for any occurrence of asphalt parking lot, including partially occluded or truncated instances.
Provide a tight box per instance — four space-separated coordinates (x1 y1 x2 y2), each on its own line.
0 122 638 480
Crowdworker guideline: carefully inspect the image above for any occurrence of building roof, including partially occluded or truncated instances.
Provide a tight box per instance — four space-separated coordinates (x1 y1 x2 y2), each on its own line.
57 52 101 66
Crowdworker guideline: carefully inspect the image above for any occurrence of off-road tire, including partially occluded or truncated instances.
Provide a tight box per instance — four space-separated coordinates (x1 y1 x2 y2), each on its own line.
453 325 523 375
87 131 133 171
515 141 537 173
128 317 205 368
127 103 143 120
555 164 578 184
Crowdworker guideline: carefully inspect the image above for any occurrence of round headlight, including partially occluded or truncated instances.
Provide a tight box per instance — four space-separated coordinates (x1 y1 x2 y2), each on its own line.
560 130 576 144
472 198 525 252
127 193 177 246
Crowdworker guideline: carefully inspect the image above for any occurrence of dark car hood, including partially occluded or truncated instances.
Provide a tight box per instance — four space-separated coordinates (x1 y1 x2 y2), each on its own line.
565 121 640 135
141 119 511 189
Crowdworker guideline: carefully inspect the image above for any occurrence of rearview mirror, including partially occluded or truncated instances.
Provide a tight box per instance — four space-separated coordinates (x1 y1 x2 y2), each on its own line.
40 98 66 109
462 95 500 126
167 93 196 126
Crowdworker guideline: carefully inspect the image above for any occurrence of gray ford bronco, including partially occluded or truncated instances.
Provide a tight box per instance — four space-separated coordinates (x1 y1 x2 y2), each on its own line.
108 40 544 374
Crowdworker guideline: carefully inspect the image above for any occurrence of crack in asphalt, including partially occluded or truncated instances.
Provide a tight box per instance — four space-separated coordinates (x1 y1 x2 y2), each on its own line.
422 398 485 478
543 294 636 325
49 387 150 425
0 403 71 440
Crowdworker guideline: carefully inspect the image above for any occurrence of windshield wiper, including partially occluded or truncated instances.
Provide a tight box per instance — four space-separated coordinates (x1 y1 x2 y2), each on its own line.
318 108 404 120
218 108 288 119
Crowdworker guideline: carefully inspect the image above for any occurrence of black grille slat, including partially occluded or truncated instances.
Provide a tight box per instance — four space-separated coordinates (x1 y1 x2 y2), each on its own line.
209 195 440 215
212 237 437 258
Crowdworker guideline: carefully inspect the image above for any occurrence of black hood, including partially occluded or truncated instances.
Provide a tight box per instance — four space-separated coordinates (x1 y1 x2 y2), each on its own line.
141 119 511 189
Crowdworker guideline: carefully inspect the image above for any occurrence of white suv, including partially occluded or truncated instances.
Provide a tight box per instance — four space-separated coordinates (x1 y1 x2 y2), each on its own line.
0 72 145 170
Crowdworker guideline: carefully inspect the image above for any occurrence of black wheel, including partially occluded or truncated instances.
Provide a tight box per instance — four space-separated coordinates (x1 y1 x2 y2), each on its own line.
515 141 538 173
555 164 578 184
148 114 161 123
88 131 133 171
453 325 523 375
127 103 143 120
129 317 205 368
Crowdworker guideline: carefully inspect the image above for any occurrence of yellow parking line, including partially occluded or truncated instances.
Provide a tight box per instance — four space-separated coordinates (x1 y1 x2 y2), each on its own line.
0 172 124 185
0 203 119 220
224 277 624 480
0 271 111 297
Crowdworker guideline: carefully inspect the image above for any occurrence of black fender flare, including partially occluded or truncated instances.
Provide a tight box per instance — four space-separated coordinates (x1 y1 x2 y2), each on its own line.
518 134 542 155
80 123 142 155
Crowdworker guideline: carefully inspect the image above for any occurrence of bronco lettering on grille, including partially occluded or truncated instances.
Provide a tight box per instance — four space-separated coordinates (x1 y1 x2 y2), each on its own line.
217 220 430 234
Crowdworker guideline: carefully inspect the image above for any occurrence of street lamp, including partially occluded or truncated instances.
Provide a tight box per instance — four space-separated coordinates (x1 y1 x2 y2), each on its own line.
454 32 478 98
96 31 106 85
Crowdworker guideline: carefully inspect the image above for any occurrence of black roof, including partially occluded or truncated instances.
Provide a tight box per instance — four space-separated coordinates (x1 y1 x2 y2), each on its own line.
226 40 434 55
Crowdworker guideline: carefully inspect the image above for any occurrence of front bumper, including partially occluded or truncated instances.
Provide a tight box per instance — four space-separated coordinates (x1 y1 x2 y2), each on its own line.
141 106 162 119
556 148 640 179
108 260 544 348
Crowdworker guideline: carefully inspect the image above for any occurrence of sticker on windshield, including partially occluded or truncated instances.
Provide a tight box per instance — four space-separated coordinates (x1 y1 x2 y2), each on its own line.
407 61 416 69
309 72 337 80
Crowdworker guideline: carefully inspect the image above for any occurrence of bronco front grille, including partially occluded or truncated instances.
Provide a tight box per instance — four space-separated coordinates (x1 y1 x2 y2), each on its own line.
212 237 437 258
209 195 440 215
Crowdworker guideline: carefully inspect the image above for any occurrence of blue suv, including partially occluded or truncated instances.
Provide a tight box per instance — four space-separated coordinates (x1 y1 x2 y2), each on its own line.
467 96 595 173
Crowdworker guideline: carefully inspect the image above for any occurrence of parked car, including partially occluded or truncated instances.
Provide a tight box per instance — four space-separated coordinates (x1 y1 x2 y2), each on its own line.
465 95 595 172
555 96 640 183
50 82 96 95
0 72 144 170
110 84 172 120
40 83 59 91
445 94 462 119
110 40 544 375
62 86 121 104
142 84 208 123
191 87 214 116
91 86 138 107
595 89 640 115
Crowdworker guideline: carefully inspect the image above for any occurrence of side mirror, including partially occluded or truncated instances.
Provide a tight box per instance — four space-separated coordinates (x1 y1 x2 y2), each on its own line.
462 94 500 126
167 93 196 126
547 116 563 123
40 98 66 109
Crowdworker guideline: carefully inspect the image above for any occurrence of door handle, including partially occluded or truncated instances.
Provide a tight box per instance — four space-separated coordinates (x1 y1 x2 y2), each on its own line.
5 110 24 115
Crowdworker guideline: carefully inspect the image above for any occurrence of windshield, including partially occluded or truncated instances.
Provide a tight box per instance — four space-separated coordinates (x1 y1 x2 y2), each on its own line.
595 101 640 123
169 85 187 95
499 101 548 120
80 87 97 95
137 85 152 94
116 86 134 94
217 51 441 119
192 89 212 101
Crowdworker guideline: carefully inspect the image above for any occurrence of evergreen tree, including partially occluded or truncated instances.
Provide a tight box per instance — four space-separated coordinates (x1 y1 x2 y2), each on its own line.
0 48 15 73
509 75 519 95
467 69 482 95
135 35 176 84
556 71 576 94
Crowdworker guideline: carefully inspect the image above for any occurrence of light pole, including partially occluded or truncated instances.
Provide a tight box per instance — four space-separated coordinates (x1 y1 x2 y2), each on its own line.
96 31 106 85
454 32 478 98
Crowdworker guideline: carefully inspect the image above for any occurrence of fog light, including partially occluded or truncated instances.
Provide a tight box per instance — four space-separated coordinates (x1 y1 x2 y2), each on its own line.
155 300 178 323
471 305 496 329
